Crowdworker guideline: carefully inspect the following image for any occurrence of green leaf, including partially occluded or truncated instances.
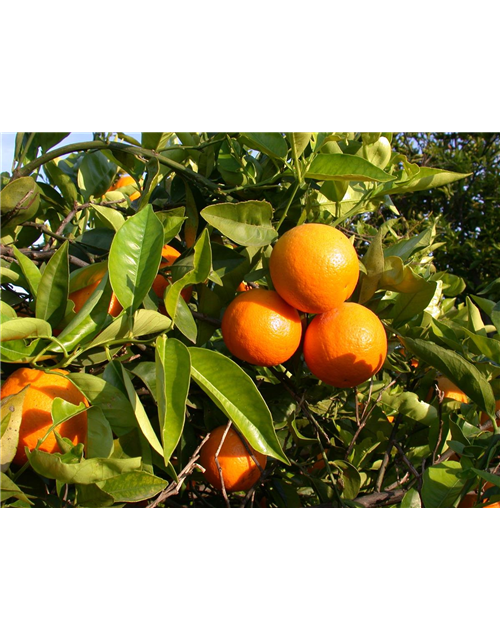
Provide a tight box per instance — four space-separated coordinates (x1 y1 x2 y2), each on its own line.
384 167 471 195
200 201 277 247
68 372 138 437
132 361 158 402
390 279 437 326
86 406 114 459
77 151 116 198
286 133 312 160
380 257 430 294
91 204 124 231
0 472 33 505
165 228 212 323
35 240 69 328
241 132 288 159
384 227 435 261
56 275 113 352
1 177 40 233
189 347 288 464
121 364 163 457
155 207 187 244
421 461 466 508
400 337 496 418
50 397 87 427
467 297 486 335
401 488 422 508
0 318 52 342
156 336 191 463
331 459 361 500
97 470 167 502
0 387 29 472
305 154 394 182
109 205 164 313
43 160 78 204
27 449 142 484
173 296 197 343
11 247 41 297
381 390 438 428
358 228 384 304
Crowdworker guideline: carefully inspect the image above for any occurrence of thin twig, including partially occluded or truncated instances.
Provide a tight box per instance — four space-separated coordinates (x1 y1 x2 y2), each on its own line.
0 244 89 268
214 421 232 508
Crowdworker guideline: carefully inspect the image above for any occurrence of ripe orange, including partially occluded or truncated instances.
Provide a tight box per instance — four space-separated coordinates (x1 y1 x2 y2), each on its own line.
108 174 140 201
435 376 468 404
69 280 123 317
0 368 88 466
484 502 500 508
237 281 252 292
303 302 387 388
199 425 267 492
221 289 302 366
269 223 359 313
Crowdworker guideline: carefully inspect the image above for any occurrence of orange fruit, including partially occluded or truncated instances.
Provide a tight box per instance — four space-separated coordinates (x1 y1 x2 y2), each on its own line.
221 289 302 366
303 302 387 388
199 425 267 492
269 223 359 313
237 281 252 292
0 368 88 466
69 280 122 317
435 376 468 404
484 502 500 508
108 175 140 201
153 245 192 305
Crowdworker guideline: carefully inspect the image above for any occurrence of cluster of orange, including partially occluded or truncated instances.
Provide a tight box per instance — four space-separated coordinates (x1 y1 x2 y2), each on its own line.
221 223 388 388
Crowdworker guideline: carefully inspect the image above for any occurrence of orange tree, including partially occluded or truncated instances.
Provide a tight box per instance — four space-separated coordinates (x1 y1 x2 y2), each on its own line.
1 131 500 508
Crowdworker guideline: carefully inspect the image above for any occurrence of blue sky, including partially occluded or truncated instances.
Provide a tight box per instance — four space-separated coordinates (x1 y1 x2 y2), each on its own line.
0 132 140 174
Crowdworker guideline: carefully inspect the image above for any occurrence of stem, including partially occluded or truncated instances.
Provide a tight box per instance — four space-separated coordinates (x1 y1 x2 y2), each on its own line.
276 181 301 231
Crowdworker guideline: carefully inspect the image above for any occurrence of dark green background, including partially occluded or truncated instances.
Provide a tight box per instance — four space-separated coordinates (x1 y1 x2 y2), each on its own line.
31 509 500 640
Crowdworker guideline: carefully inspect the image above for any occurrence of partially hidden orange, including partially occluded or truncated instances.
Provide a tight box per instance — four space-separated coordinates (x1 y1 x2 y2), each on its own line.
303 302 387 388
1 368 88 466
221 288 302 366
108 174 141 201
199 425 267 492
69 280 122 317
153 244 192 307
269 223 359 313
435 376 468 404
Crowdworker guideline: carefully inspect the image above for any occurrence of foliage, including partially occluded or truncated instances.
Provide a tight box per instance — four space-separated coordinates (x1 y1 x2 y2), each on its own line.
1 131 500 508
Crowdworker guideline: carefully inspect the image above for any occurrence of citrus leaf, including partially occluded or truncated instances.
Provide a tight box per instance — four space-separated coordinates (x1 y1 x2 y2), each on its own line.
200 201 277 247
401 488 422 508
27 449 141 484
286 133 312 160
165 228 211 323
384 167 471 195
77 151 116 198
189 347 289 464
0 472 33 505
68 372 138 437
11 247 41 297
35 240 69 328
0 387 29 472
91 204 124 231
86 406 114 459
305 154 394 182
96 470 167 503
121 364 163 457
0 318 52 342
1 177 40 232
400 337 496 418
421 461 466 508
109 204 164 313
390 279 437 326
241 133 288 159
156 336 191 464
